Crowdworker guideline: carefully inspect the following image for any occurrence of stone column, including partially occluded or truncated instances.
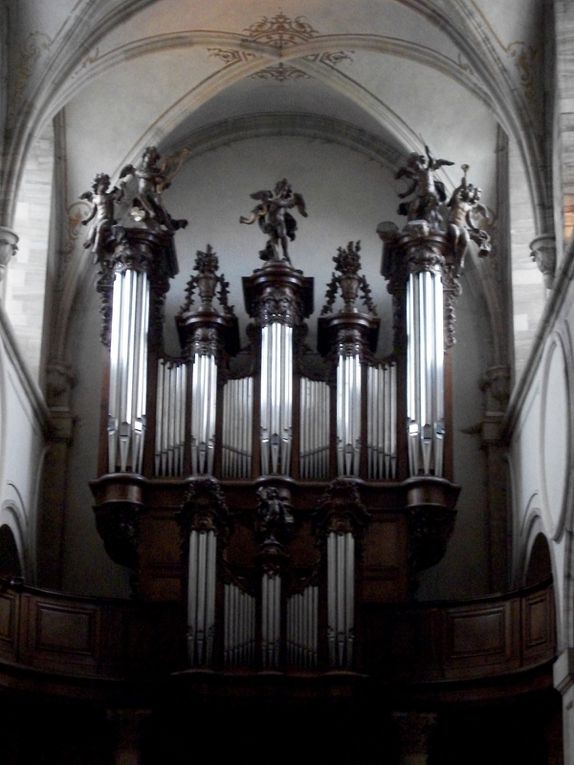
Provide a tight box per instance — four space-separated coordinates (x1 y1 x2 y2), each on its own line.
393 711 437 765
107 709 150 765
553 647 574 765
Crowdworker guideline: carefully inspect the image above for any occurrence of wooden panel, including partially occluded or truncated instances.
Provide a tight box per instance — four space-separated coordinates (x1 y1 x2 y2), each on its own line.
0 591 17 659
523 586 555 664
362 516 408 602
443 600 520 677
35 603 96 655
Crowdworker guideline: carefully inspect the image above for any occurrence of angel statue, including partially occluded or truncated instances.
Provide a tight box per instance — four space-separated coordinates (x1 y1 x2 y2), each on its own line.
80 173 123 261
119 146 189 233
240 178 307 263
447 164 492 260
395 145 454 228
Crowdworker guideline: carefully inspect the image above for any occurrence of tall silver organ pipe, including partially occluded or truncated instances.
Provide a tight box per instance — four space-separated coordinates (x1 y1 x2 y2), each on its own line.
154 358 186 477
367 360 398 480
223 582 256 667
190 352 218 475
261 571 282 668
187 527 217 667
336 354 362 477
299 378 330 480
286 584 318 667
221 376 253 479
107 268 150 474
260 322 293 476
327 531 355 668
406 269 445 476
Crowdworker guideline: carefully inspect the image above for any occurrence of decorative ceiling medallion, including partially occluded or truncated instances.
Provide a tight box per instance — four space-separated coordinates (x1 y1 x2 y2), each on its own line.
208 48 257 66
243 12 319 48
211 14 354 81
251 63 309 82
305 50 354 66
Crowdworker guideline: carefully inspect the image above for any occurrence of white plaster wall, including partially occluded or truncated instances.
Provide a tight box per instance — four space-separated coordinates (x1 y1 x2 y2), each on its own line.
0 314 47 580
509 276 574 648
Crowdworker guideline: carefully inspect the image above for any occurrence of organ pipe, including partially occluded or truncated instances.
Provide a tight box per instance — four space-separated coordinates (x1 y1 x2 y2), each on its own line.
107 268 150 474
366 360 398 480
190 352 218 475
187 528 217 667
336 353 362 477
221 376 253 479
327 531 355 668
154 358 187 477
299 378 330 479
260 323 293 476
406 270 445 476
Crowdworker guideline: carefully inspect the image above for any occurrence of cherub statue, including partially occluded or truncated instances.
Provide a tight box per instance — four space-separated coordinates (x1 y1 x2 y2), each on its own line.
80 173 122 260
119 146 189 233
395 145 454 227
256 486 294 544
240 178 307 263
447 165 492 259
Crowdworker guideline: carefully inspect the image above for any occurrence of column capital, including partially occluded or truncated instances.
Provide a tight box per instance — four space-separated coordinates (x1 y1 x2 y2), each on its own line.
530 233 556 290
0 225 19 283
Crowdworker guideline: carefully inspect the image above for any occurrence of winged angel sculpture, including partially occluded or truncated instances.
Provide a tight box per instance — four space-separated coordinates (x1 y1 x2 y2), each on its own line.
81 146 189 267
395 145 454 228
240 178 307 264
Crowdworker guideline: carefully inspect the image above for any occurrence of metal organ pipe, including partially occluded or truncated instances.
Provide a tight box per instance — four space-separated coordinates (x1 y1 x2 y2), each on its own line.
190 352 218 475
261 572 281 668
260 323 293 476
366 360 398 480
187 528 217 667
300 378 330 480
286 585 318 667
327 531 355 668
223 582 256 667
406 270 445 476
336 353 362 477
221 377 253 479
154 359 187 477
107 269 150 474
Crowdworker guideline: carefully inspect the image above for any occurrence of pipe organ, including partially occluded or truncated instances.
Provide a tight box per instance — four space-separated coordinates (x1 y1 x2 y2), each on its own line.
90 156 487 675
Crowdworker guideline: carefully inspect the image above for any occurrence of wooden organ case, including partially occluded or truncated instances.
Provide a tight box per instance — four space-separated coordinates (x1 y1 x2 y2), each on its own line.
88 161 481 679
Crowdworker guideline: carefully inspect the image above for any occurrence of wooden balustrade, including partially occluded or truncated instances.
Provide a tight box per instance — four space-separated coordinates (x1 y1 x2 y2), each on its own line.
0 578 555 700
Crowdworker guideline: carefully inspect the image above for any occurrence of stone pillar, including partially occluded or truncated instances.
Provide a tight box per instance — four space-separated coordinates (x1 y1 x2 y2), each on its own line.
107 709 150 765
553 648 574 765
480 364 511 591
393 711 437 765
37 361 75 587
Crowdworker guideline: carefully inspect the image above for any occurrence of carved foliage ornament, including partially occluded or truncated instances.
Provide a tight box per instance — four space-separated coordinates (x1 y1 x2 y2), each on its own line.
322 241 376 316
314 480 370 537
181 478 231 536
179 245 233 316
257 285 305 327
